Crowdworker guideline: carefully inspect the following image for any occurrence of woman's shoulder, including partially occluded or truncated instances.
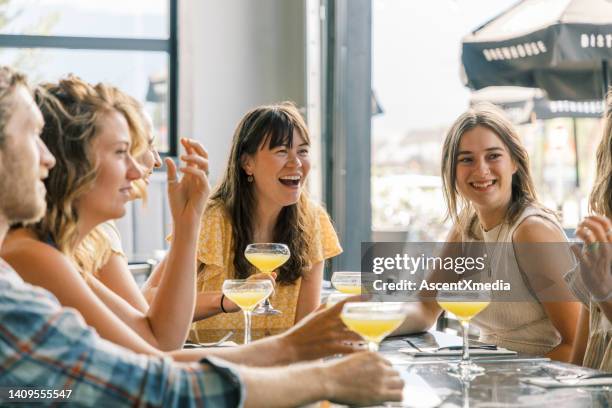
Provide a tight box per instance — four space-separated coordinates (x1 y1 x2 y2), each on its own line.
197 201 232 267
99 220 121 241
2 228 54 256
1 229 76 276
201 200 230 225
512 205 565 244
302 198 332 222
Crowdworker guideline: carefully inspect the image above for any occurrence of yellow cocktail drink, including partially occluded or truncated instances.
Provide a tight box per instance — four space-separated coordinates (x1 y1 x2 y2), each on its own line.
340 315 404 344
334 284 361 295
225 290 271 311
222 278 274 344
437 301 490 322
245 252 290 273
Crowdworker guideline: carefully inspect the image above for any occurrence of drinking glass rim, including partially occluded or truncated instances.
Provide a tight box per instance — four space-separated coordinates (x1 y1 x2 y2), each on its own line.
245 243 289 250
331 271 361 278
222 279 274 287
331 272 361 285
341 301 409 313
436 289 492 301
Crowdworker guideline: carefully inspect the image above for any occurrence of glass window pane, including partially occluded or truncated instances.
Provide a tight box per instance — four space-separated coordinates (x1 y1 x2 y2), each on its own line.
0 0 169 39
0 48 170 153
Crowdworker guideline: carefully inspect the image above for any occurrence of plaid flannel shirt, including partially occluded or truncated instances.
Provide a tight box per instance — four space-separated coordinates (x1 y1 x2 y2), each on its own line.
0 258 244 407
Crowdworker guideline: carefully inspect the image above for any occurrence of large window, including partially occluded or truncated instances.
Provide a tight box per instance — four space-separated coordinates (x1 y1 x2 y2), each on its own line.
371 0 597 238
0 0 177 155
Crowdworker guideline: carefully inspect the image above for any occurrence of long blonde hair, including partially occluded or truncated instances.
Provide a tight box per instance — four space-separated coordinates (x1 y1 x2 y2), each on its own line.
441 103 547 238
32 76 144 274
589 90 612 219
75 87 151 276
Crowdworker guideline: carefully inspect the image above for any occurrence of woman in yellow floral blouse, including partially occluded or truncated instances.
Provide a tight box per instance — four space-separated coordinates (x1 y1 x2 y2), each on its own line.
187 102 342 344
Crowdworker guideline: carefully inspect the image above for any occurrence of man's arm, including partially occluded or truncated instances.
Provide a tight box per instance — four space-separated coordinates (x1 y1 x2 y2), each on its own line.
171 298 363 366
1 267 402 407
0 271 242 407
235 352 403 408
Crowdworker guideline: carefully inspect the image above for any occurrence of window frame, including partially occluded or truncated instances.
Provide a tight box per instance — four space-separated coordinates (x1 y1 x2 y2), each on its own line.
0 0 179 157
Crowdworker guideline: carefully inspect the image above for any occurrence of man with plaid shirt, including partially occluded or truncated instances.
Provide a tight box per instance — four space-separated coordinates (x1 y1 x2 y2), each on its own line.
0 66 404 407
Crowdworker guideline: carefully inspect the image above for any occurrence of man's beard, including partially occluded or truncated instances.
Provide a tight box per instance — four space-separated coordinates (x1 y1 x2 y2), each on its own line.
0 163 46 226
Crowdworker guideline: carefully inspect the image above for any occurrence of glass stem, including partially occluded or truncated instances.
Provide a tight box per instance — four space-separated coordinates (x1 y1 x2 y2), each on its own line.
244 310 252 344
368 341 379 352
461 320 470 364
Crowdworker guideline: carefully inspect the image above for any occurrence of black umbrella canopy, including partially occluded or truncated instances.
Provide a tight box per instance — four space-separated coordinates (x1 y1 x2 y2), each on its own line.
469 86 605 124
461 0 612 100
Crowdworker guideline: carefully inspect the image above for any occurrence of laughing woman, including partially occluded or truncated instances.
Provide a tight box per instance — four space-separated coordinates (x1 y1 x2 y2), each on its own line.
397 103 580 361
161 102 342 344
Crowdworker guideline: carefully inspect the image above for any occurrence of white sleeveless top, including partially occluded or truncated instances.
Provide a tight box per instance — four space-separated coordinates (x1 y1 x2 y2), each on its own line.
468 206 564 355
564 257 612 371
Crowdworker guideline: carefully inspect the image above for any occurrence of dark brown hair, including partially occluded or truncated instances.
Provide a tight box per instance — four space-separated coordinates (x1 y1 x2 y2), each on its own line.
209 102 312 284
441 103 549 238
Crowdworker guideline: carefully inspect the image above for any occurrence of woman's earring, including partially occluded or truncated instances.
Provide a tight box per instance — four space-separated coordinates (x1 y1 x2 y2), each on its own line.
247 174 254 182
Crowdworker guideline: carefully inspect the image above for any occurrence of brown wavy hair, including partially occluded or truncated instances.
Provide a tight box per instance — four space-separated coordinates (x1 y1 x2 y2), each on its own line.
31 76 143 273
73 86 150 275
589 89 612 219
441 103 551 239
0 66 27 148
209 102 312 284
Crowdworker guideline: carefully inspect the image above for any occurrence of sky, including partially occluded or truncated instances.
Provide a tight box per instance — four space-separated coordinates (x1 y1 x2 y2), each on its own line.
372 0 519 139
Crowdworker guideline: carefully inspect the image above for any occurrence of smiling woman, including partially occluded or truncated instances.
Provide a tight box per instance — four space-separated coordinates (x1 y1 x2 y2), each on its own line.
396 103 581 363
157 102 343 344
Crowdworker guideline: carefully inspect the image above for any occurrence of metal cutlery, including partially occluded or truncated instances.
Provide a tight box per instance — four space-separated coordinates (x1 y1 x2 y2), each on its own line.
183 331 234 348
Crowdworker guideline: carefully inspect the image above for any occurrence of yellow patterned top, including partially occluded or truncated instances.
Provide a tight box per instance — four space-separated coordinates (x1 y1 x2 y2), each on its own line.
190 199 342 344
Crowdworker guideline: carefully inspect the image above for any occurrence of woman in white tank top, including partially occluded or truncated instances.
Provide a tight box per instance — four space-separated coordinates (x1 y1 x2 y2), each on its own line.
398 103 580 362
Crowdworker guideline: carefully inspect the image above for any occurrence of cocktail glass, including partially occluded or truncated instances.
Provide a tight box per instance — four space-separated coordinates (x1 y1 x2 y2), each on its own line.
340 302 409 351
222 279 274 344
245 243 290 315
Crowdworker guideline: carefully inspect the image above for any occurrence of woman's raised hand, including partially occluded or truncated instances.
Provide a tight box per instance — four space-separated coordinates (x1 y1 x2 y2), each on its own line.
165 138 211 224
573 215 612 301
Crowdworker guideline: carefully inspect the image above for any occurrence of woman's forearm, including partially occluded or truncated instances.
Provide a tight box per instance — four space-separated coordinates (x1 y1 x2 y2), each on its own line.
146 223 199 350
193 290 239 321
546 343 574 363
595 299 612 324
570 305 590 365
169 334 294 366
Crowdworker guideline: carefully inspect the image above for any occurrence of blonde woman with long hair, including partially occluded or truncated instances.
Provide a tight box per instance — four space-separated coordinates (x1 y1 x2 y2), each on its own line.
397 103 580 362
0 76 211 352
568 91 612 372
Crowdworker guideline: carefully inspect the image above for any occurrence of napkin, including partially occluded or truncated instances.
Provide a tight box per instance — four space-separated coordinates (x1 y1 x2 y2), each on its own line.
521 375 612 388
398 347 517 357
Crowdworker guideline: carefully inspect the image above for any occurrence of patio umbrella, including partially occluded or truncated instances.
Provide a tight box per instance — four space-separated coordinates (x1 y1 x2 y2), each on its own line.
461 0 612 101
469 86 605 124
470 86 605 187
